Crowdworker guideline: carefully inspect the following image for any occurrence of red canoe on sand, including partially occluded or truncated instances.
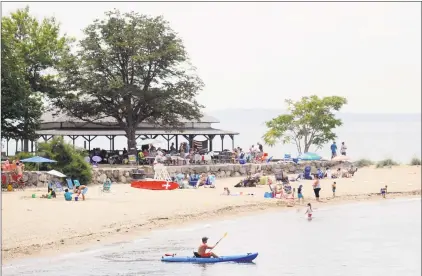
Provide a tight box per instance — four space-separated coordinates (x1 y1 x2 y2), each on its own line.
131 180 179 190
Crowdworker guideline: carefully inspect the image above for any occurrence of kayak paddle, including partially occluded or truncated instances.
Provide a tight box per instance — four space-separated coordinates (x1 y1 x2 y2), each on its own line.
209 232 227 252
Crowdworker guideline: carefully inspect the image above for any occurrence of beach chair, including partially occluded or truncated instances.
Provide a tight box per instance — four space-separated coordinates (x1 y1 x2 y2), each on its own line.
1 173 8 191
73 179 81 188
54 181 64 193
282 154 292 162
175 173 186 189
205 175 216 186
100 179 112 193
66 178 74 189
304 166 313 180
189 174 200 187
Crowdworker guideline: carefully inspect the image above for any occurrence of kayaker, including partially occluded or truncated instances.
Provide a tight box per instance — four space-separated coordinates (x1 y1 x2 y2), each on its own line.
197 237 219 258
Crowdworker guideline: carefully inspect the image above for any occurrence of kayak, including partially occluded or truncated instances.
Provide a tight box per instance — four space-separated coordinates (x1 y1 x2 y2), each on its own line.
161 252 258 263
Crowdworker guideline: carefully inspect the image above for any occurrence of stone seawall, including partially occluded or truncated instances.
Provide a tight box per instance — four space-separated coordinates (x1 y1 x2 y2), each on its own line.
91 161 343 184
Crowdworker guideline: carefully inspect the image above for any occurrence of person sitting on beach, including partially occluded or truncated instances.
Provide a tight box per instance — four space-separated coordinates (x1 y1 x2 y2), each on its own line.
64 188 73 201
325 167 332 179
41 187 56 198
223 187 231 195
196 237 218 258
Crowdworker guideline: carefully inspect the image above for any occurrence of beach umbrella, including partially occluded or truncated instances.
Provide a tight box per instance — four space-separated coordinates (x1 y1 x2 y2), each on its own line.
137 139 165 147
332 155 351 162
20 156 57 171
20 156 57 163
47 170 66 178
92 156 102 162
297 152 322 161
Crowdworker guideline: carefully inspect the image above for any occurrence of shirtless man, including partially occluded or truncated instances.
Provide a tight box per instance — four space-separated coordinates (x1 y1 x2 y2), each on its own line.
197 237 219 258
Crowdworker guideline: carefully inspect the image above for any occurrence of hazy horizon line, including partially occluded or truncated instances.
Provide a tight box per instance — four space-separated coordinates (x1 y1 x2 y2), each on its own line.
205 108 421 115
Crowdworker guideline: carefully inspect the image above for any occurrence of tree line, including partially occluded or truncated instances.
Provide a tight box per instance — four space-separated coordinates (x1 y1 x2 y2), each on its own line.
2 7 348 155
1 7 203 154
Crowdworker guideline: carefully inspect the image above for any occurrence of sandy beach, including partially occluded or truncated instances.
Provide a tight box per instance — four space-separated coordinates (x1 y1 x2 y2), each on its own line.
2 165 421 263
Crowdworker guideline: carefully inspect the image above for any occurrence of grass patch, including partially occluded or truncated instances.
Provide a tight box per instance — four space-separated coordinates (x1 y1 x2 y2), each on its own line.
376 158 399 168
354 158 374 168
410 157 421 166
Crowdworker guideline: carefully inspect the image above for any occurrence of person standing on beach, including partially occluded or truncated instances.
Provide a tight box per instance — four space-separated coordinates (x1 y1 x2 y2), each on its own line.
330 141 337 159
257 142 263 152
313 177 321 201
297 184 304 204
332 181 337 198
340 142 347 156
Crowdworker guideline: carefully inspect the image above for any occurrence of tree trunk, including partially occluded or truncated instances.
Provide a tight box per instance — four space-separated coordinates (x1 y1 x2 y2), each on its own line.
126 127 137 156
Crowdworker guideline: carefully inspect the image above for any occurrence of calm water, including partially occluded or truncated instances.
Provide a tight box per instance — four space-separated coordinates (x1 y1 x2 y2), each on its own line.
3 198 421 276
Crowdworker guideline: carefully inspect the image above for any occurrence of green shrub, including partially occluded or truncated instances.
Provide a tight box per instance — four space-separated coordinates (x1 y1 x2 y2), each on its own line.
410 157 421 166
376 158 399 168
354 158 374 168
37 137 92 185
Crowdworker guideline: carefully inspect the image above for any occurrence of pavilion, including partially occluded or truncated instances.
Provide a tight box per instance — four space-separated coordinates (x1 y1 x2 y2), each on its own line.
31 111 239 152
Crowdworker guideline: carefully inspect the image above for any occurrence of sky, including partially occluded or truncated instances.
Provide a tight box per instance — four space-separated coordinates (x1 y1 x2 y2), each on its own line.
2 1 421 114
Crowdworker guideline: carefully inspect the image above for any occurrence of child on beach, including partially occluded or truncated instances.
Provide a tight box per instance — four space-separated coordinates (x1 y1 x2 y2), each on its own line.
223 187 231 195
305 203 313 221
64 188 73 201
297 184 304 204
380 185 388 198
332 182 337 198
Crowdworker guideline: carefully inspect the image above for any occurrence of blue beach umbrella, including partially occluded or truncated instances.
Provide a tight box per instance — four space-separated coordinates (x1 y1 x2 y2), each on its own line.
20 156 57 171
297 152 322 161
20 156 57 163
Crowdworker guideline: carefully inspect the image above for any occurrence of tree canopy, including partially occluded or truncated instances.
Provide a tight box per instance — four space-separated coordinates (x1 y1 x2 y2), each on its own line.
54 10 204 154
1 7 70 149
263 95 347 153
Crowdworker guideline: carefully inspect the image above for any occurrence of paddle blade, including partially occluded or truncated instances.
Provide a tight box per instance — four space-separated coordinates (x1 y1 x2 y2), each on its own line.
223 232 228 237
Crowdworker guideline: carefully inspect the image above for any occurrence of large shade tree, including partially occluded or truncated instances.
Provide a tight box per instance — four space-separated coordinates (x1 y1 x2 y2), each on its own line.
263 95 347 153
1 7 70 150
54 10 204 154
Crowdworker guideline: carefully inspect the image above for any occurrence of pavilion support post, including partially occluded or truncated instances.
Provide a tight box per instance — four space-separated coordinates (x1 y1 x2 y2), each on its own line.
20 140 24 151
68 135 79 147
175 135 179 150
112 136 115 151
161 135 172 151
207 135 215 151
183 135 196 149
106 135 115 151
82 135 97 151
220 135 225 151
229 134 234 150
15 139 18 153
6 138 9 156
30 141 34 152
